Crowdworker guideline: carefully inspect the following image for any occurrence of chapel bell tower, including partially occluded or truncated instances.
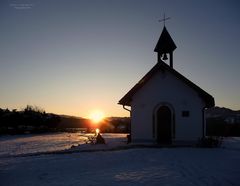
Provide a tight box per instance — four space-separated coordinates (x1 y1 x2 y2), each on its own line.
154 26 177 68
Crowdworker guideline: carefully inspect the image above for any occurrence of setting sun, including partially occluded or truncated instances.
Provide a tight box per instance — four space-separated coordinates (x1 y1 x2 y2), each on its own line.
89 110 105 123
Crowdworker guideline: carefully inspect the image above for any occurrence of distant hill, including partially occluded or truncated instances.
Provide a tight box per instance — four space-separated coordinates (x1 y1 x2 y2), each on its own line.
206 106 240 124
206 106 240 117
57 115 130 133
58 115 90 129
206 107 240 136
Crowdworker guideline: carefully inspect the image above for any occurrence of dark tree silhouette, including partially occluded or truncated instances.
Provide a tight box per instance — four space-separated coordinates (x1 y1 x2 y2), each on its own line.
0 105 61 134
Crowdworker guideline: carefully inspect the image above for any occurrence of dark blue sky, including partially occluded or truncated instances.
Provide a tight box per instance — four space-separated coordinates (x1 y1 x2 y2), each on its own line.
0 0 240 117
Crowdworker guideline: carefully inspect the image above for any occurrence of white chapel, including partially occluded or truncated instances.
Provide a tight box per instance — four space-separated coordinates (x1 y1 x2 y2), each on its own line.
119 26 215 144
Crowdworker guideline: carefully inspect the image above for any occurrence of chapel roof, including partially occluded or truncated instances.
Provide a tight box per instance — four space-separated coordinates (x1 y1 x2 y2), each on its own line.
154 26 177 54
118 60 215 108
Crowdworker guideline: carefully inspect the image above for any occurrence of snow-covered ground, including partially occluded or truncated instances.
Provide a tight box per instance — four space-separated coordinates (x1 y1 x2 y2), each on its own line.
0 133 88 157
0 133 127 157
0 135 240 186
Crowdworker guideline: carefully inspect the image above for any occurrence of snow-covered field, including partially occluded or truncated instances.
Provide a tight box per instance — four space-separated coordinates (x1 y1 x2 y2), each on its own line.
0 133 127 157
0 133 88 157
0 134 240 186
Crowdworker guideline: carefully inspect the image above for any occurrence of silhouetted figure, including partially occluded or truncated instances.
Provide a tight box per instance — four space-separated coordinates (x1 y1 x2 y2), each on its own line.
96 133 105 144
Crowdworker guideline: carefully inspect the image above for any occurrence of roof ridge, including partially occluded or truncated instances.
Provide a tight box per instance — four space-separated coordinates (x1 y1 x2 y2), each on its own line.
119 61 214 108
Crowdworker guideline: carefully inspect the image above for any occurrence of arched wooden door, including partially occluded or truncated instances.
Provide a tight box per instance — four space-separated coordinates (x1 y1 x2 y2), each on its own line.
157 106 172 144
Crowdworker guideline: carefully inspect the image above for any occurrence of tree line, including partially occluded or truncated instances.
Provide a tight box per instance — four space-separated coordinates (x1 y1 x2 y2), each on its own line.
0 105 131 135
0 105 60 134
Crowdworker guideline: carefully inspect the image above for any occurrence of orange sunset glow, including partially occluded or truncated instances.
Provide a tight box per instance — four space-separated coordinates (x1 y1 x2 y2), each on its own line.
89 110 105 123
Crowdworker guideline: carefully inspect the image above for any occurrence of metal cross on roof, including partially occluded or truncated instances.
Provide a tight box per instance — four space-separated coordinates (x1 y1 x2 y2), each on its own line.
158 13 170 26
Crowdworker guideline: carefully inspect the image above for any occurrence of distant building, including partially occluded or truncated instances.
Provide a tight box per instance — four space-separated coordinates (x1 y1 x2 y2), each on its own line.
119 26 214 144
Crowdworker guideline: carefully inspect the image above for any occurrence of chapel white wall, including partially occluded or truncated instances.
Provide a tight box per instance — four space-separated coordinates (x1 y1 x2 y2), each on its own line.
131 69 205 143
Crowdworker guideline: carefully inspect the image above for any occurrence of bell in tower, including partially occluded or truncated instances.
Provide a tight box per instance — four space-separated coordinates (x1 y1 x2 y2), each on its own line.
154 26 177 68
162 53 168 60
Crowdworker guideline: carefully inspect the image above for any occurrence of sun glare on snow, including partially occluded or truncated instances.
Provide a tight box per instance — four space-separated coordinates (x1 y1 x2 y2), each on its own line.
90 110 105 123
